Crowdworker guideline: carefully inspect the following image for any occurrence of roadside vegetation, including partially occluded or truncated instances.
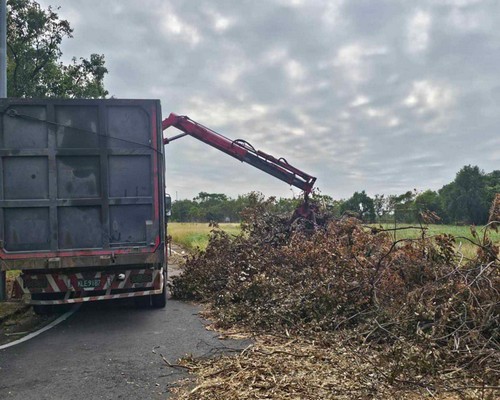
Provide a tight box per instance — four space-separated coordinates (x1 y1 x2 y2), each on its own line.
172 165 500 228
171 196 499 399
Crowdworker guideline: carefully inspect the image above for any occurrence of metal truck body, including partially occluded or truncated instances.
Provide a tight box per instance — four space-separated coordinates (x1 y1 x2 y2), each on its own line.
0 98 167 309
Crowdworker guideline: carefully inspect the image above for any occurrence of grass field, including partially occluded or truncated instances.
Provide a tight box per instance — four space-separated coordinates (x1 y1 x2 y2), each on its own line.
167 222 241 251
168 222 500 255
375 224 500 258
375 223 500 241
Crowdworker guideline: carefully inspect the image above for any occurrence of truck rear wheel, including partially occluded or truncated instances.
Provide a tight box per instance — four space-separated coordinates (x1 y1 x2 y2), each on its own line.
151 271 167 308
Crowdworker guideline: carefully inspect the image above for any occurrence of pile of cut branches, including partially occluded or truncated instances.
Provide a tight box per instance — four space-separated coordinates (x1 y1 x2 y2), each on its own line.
172 197 500 395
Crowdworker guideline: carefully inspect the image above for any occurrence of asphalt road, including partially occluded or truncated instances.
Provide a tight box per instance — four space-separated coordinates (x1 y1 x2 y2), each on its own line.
0 252 246 399
0 298 245 399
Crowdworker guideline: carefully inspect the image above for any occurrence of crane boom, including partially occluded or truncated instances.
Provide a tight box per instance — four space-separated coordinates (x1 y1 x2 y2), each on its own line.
162 113 316 194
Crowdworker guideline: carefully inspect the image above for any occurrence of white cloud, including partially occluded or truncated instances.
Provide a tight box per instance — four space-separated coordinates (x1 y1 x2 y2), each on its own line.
160 9 201 46
335 44 365 82
404 80 454 111
437 0 483 6
285 60 306 81
184 96 269 127
214 16 231 32
218 63 246 86
445 7 491 33
407 10 431 54
278 0 305 7
366 108 386 118
350 95 370 107
322 0 345 26
403 80 457 133
202 7 233 32
387 117 401 128
334 43 388 83
262 48 288 65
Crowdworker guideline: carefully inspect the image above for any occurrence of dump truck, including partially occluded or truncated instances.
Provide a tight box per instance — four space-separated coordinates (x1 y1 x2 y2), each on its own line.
0 98 315 313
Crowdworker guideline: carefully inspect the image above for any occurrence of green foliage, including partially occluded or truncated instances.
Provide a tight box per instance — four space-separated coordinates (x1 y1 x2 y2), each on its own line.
7 0 108 98
376 166 498 225
192 192 229 222
340 190 376 222
439 165 490 224
485 170 500 205
373 194 391 221
311 192 343 217
170 192 303 223
389 190 416 223
415 190 441 215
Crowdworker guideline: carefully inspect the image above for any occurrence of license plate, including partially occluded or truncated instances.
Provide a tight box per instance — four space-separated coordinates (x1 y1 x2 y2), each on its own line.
77 278 101 289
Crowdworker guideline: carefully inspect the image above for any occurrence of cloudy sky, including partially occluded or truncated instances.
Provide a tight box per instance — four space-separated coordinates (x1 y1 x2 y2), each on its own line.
38 0 500 200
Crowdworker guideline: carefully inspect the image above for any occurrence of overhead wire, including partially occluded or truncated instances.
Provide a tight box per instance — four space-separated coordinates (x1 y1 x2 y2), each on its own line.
5 109 163 153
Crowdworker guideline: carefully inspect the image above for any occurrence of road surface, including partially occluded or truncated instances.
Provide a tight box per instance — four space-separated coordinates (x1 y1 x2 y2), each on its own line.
0 249 245 399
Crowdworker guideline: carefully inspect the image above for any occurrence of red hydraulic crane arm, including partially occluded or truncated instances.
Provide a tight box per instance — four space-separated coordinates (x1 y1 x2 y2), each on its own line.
162 113 316 194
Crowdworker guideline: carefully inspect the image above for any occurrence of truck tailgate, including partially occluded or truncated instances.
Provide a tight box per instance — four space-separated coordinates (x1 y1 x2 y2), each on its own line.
0 99 165 270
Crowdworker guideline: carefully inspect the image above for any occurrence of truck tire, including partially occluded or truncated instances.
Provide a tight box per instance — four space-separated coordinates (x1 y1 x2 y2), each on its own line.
151 271 167 308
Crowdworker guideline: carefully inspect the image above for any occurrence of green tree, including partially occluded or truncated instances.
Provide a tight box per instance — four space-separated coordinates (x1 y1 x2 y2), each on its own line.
7 0 108 98
414 190 444 221
439 165 489 224
193 192 229 222
484 170 500 206
340 191 376 222
171 199 198 222
391 190 417 223
312 193 343 217
373 194 392 222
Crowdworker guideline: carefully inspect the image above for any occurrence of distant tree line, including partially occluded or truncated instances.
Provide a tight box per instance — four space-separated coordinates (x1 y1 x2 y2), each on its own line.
170 165 500 225
170 192 301 223
367 165 499 225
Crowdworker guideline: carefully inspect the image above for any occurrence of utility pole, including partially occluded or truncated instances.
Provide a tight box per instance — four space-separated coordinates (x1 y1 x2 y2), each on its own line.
0 0 7 300
0 0 6 97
